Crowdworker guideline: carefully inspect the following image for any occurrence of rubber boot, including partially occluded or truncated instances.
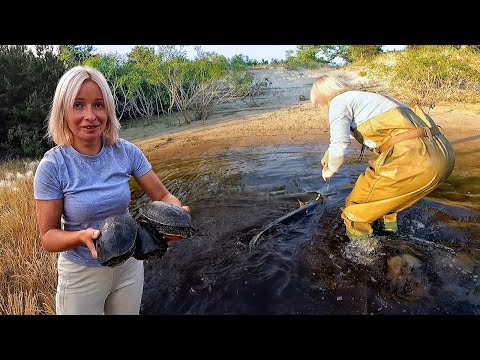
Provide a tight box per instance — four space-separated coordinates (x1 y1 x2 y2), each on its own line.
343 213 374 241
378 213 398 234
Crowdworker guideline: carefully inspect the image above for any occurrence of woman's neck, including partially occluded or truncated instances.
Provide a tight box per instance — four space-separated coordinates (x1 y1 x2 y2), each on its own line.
71 139 103 156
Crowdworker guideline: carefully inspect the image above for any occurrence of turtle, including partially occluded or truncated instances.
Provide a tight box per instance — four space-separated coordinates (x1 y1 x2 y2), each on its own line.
133 221 168 261
138 201 196 239
96 214 137 267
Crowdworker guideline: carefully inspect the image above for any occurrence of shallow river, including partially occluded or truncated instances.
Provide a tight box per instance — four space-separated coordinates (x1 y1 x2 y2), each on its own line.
130 141 480 315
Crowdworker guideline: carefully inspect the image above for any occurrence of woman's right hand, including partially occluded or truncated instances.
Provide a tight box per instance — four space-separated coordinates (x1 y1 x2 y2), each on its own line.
321 150 329 167
322 167 335 180
82 228 100 259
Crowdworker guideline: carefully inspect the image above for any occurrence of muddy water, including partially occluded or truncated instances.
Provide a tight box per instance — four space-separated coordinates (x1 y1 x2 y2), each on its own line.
131 142 480 315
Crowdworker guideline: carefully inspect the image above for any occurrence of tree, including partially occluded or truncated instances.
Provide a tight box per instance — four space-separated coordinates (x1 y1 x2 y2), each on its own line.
344 45 382 63
287 45 348 66
58 45 96 67
0 45 65 158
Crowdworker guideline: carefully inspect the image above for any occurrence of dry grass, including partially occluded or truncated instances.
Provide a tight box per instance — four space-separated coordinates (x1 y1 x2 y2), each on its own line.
0 160 57 315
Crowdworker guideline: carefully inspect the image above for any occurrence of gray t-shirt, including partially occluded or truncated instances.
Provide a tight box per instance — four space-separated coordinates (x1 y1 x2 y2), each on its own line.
33 138 151 267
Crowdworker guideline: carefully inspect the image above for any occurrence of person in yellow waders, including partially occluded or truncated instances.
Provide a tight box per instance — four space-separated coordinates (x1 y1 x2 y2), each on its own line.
310 74 455 241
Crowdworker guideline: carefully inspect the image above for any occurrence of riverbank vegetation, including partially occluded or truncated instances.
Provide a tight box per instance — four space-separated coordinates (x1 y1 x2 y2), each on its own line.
0 44 478 314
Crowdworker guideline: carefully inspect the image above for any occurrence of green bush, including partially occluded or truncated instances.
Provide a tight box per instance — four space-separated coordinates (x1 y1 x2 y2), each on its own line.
351 45 480 107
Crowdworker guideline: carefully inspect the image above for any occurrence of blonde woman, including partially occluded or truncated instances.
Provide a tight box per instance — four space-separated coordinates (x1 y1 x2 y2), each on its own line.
34 65 189 315
310 74 455 241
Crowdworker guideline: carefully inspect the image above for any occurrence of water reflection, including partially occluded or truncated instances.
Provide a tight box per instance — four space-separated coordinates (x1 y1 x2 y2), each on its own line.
130 144 480 315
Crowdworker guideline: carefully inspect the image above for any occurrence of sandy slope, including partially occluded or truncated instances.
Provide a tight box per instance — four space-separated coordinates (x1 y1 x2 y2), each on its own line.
120 66 480 159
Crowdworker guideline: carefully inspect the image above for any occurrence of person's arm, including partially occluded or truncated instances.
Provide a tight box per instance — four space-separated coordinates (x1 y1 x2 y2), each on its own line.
35 199 99 258
135 169 189 245
34 153 100 258
126 140 189 213
322 99 352 179
135 169 189 212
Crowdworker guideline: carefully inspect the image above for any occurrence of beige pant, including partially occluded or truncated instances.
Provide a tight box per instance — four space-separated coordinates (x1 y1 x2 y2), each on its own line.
343 107 455 236
56 254 144 315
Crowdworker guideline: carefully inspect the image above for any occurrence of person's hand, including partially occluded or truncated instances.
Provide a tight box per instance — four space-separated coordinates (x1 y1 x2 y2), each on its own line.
181 205 190 213
82 228 100 259
321 150 329 167
322 167 335 181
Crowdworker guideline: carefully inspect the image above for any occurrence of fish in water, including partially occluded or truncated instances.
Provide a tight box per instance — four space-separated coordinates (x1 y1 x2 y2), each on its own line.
249 193 325 248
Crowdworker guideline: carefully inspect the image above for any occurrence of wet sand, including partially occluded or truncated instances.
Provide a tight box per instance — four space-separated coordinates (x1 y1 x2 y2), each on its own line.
127 101 480 172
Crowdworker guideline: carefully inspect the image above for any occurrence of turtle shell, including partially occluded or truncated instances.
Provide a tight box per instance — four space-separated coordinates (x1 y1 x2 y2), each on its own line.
139 201 195 238
133 221 168 261
96 214 137 267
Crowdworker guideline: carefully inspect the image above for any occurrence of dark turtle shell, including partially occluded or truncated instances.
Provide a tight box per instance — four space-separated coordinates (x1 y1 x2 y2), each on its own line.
139 201 195 238
133 221 168 261
96 214 137 267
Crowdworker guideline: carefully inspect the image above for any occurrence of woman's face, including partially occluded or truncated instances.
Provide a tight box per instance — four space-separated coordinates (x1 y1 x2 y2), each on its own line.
66 79 108 146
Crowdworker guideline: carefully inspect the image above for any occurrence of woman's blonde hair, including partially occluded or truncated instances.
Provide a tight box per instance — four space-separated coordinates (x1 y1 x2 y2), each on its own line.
47 65 120 146
310 74 350 106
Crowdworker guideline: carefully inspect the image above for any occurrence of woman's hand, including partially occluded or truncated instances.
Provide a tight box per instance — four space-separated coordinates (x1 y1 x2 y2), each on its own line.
321 150 335 179
322 167 335 181
82 228 100 259
321 150 329 167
